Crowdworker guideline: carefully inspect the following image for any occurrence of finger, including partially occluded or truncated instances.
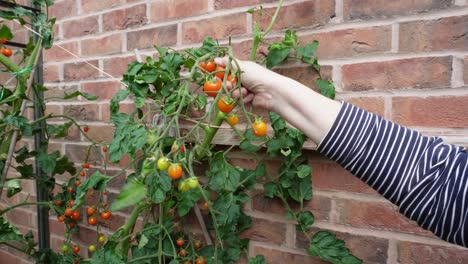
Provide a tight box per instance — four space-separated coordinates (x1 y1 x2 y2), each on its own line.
214 56 239 71
231 87 248 99
243 93 254 104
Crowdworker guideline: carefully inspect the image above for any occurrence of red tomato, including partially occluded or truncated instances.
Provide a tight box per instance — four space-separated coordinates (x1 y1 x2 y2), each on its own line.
64 207 74 217
75 180 81 186
87 206 96 216
68 222 76 228
80 171 86 177
199 61 215 72
215 65 225 80
54 200 63 206
102 146 108 152
100 211 112 220
217 96 234 113
88 216 98 225
176 238 184 247
58 215 66 222
203 79 222 97
72 245 80 254
1 48 12 57
203 202 209 210
227 73 237 84
82 163 90 169
178 249 186 257
83 126 89 133
194 240 202 249
252 120 267 137
68 200 75 207
168 163 183 180
0 38 7 44
71 211 80 221
196 256 206 264
227 114 239 126
67 186 75 193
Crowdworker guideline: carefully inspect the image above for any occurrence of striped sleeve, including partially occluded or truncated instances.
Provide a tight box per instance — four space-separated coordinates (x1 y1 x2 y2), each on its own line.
317 102 468 247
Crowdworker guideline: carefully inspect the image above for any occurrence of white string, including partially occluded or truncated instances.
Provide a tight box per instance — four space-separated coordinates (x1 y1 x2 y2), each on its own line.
15 20 128 87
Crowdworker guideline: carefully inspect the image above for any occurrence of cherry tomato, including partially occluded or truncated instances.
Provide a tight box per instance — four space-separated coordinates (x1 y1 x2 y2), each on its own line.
227 114 239 126
194 240 202 249
83 126 89 133
75 180 81 186
252 120 267 137
146 133 158 145
55 200 63 206
102 190 108 195
203 79 222 97
65 207 74 217
68 200 75 207
58 215 66 222
82 163 90 169
72 245 80 254
1 48 12 57
227 73 237 84
178 249 186 257
61 244 69 253
217 96 234 113
68 222 76 228
80 171 86 177
102 146 108 153
196 256 206 264
178 181 190 192
186 177 199 189
157 157 170 170
88 216 98 226
168 163 183 180
199 61 215 72
67 186 75 193
215 65 225 80
176 238 184 247
88 244 96 253
0 38 7 44
71 210 80 221
98 235 106 243
87 206 96 216
203 202 209 210
100 211 112 220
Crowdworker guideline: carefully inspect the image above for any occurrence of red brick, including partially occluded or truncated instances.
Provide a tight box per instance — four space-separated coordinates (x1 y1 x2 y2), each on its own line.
44 104 62 117
63 104 100 122
0 250 23 264
103 56 136 77
400 16 468 52
398 241 468 263
251 245 327 264
215 0 275 9
62 16 99 38
65 144 101 164
49 0 78 21
346 97 385 116
240 217 286 244
43 64 60 83
81 0 121 13
465 57 468 85
81 81 121 100
336 199 432 235
44 42 79 62
71 225 99 245
81 34 122 56
342 57 452 91
309 160 378 195
182 13 247 44
5 209 34 229
297 228 388 263
101 102 137 122
256 0 335 31
274 65 333 92
127 25 178 50
103 4 147 31
392 96 468 128
251 189 288 215
151 0 208 22
82 124 116 142
44 85 79 102
343 0 453 20
300 26 391 59
63 60 99 81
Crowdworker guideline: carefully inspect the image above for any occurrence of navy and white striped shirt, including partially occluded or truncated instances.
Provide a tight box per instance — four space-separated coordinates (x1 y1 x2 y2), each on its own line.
318 102 468 247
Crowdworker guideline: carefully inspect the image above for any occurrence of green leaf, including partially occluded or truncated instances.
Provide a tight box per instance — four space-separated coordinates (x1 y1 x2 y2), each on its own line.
317 78 335 99
6 179 21 198
266 47 290 69
146 170 172 203
207 153 241 192
263 182 278 198
282 30 299 48
177 188 203 217
296 41 319 59
288 176 312 203
296 211 314 231
72 172 112 210
0 25 13 40
54 155 76 175
297 165 312 178
63 91 98 100
4 115 32 136
14 146 36 163
110 179 146 212
248 255 267 264
110 89 130 114
16 164 34 178
307 231 363 264
37 151 59 174
0 216 25 243
47 121 73 138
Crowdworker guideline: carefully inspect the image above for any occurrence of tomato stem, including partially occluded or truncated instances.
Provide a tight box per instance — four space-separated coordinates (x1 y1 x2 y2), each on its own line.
195 110 226 160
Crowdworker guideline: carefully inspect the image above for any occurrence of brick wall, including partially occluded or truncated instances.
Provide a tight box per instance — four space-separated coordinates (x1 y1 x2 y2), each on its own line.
1 0 467 263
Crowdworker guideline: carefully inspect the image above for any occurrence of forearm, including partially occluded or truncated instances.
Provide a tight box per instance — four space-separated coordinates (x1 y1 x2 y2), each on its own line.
269 77 342 145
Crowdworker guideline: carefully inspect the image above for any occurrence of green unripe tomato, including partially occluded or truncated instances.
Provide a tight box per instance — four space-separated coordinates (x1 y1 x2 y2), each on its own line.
146 133 158 145
186 177 199 189
178 181 190 192
98 235 106 243
61 244 69 253
157 157 170 170
88 244 96 252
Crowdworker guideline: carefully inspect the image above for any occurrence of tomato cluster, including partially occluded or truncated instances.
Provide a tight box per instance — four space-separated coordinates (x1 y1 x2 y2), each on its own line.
0 38 12 57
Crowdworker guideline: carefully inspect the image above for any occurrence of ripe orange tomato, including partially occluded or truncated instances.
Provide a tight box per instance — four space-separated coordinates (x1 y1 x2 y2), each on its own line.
0 38 7 44
58 215 66 222
215 65 225 80
168 163 183 180
75 180 81 186
196 256 206 264
82 163 90 169
227 114 239 126
72 245 80 254
100 211 112 220
203 202 209 210
203 79 222 97
80 171 86 177
199 61 215 72
252 120 267 137
1 48 12 57
227 73 237 84
176 238 184 247
217 96 234 113
64 207 74 217
88 216 98 225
